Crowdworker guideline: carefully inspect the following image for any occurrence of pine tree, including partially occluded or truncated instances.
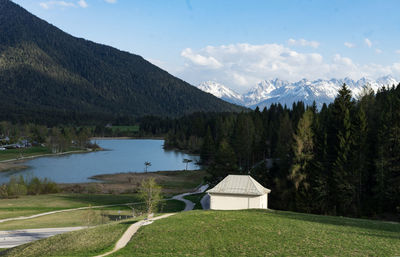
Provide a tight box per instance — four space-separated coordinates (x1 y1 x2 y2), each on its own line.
351 102 368 216
200 126 215 164
329 84 355 215
289 109 314 212
208 139 238 180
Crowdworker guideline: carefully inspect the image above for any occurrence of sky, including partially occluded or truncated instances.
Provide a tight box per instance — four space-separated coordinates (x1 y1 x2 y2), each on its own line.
12 0 400 93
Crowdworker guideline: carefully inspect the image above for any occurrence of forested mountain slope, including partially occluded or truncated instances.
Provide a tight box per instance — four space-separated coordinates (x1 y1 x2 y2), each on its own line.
0 0 243 124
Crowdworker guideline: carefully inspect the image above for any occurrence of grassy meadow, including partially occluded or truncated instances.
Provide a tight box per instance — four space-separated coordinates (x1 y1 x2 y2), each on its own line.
0 146 52 161
110 209 400 257
0 194 141 220
110 125 140 133
0 193 184 230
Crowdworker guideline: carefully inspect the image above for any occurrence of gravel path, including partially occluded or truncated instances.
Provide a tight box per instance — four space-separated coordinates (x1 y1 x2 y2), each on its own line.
172 184 209 211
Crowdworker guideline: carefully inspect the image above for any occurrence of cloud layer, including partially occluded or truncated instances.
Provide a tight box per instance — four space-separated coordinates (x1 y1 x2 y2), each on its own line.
178 42 400 92
39 0 114 9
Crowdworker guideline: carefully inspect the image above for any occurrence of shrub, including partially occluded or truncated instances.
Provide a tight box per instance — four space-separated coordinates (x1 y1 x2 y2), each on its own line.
0 175 59 198
7 175 28 197
0 184 8 198
28 177 42 195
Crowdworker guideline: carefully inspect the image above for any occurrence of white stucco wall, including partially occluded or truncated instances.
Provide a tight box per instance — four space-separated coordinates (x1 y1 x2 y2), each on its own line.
209 193 268 210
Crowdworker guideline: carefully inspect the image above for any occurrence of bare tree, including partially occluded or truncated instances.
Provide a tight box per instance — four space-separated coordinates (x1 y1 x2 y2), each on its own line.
138 178 161 217
144 161 151 173
183 158 193 171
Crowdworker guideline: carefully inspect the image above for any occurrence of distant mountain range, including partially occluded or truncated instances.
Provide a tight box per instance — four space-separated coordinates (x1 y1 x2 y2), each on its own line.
198 76 399 109
0 0 243 124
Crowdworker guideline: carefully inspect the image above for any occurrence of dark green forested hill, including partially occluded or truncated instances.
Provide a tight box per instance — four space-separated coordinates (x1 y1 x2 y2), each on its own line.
0 0 244 124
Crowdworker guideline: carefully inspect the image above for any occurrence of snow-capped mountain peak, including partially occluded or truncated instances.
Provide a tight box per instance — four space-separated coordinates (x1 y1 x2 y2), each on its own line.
243 79 290 106
197 81 243 105
197 76 399 109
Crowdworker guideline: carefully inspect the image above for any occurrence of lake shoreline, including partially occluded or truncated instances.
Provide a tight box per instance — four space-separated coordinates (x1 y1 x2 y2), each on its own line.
60 169 208 195
0 149 97 172
0 139 200 184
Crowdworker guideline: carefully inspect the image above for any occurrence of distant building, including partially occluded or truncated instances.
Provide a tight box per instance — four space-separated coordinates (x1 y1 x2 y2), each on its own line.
207 175 271 210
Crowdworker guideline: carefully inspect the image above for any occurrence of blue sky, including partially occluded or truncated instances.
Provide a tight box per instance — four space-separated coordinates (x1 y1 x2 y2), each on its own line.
12 0 400 92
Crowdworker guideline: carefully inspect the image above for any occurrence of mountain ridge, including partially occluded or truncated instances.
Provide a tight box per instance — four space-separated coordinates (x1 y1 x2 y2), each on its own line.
198 76 399 109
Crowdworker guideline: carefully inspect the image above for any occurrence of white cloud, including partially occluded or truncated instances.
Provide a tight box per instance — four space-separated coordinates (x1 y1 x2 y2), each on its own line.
39 0 89 9
177 43 400 92
181 48 223 69
365 38 372 48
344 42 356 48
77 0 88 8
39 1 75 9
105 0 117 3
375 48 383 54
395 50 400 54
287 38 320 48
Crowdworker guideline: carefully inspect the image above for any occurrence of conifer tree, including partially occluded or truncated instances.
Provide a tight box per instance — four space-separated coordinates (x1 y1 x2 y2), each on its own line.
289 109 314 211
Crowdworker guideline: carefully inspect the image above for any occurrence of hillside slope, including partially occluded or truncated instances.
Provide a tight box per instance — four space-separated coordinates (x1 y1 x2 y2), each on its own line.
114 210 400 256
4 210 399 256
0 0 243 124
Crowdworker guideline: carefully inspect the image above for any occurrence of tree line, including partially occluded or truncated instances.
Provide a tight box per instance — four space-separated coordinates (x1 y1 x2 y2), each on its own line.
0 122 95 153
141 84 400 219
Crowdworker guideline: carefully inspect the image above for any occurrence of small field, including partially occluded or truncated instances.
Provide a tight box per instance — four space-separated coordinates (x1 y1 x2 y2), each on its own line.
0 146 51 162
111 210 400 256
0 199 184 230
110 125 140 133
0 194 141 220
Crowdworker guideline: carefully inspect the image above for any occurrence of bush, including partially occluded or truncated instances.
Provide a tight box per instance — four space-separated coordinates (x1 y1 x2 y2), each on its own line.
7 176 27 197
0 184 8 198
28 177 42 195
0 175 59 198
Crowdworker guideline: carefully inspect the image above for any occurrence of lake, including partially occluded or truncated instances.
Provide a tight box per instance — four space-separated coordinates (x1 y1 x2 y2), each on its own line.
0 139 200 184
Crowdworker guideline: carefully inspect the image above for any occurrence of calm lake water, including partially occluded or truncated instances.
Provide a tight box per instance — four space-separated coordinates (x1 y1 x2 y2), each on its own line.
0 139 200 183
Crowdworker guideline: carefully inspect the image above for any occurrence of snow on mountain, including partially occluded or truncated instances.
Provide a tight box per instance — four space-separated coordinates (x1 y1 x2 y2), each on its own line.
243 79 291 106
197 76 399 109
197 81 244 105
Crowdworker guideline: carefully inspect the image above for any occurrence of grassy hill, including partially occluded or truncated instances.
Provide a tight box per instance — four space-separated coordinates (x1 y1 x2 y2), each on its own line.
0 0 243 124
3 209 399 256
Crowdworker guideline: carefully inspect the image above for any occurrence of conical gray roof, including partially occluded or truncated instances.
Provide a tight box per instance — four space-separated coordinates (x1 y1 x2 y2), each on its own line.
207 175 271 196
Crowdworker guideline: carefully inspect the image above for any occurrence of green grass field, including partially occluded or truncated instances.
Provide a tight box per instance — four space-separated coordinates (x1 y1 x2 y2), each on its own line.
0 194 141 220
111 210 400 257
0 193 185 230
0 146 52 161
110 125 139 133
183 193 205 210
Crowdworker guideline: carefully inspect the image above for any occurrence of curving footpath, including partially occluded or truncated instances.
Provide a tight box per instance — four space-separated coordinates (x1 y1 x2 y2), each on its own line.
172 184 209 211
95 184 209 257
